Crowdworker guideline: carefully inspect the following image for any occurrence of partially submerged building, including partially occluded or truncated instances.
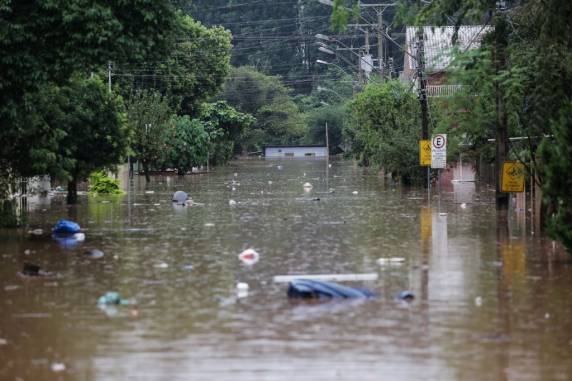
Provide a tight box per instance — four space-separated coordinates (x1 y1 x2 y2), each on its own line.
264 145 328 159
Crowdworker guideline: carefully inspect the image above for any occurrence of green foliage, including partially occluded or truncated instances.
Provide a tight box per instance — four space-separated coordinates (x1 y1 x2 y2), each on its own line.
0 0 178 194
119 15 232 114
539 103 572 252
88 171 124 195
345 80 423 184
218 66 305 152
196 101 255 164
125 90 174 179
162 116 209 174
304 104 346 153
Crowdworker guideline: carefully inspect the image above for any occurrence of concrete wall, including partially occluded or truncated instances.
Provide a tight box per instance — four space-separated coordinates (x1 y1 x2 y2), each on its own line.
265 147 328 158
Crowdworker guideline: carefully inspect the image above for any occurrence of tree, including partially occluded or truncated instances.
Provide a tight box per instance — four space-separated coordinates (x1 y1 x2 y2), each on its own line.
162 116 209 175
304 104 346 154
116 15 232 115
46 76 129 204
0 0 178 181
218 66 306 152
126 90 174 182
539 103 572 252
345 80 423 184
196 102 255 165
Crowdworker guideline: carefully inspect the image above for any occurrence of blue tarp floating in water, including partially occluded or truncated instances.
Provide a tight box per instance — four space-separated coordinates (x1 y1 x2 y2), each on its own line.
53 219 81 234
287 279 376 299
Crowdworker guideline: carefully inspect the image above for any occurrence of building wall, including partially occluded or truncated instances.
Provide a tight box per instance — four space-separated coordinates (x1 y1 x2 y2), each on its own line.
264 147 328 158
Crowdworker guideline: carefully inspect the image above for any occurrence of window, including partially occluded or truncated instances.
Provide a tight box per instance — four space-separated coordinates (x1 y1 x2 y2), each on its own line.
285 152 294 157
305 153 315 157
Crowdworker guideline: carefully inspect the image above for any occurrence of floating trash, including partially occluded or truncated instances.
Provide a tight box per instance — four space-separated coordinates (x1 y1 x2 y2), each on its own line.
229 199 237 206
0 338 7 346
145 190 155 194
172 191 188 204
154 262 169 269
238 248 260 265
73 232 86 242
303 182 313 190
22 263 41 276
274 273 378 283
29 229 44 236
52 232 85 249
352 191 359 195
83 249 104 259
287 279 376 299
236 282 249 298
234 172 238 177
53 219 81 234
268 180 273 185
439 212 448 216
376 257 406 265
475 296 483 307
460 203 467 209
51 363 66 372
97 292 131 305
397 291 415 301
204 223 215 227
277 165 283 170
182 264 194 271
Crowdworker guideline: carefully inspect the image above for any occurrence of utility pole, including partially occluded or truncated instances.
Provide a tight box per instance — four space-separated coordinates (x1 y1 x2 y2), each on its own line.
416 28 429 141
108 62 112 93
377 10 384 79
325 122 330 154
416 27 430 192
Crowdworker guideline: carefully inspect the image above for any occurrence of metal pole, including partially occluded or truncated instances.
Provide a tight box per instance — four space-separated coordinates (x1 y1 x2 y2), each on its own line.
325 122 329 154
108 62 112 93
377 10 384 78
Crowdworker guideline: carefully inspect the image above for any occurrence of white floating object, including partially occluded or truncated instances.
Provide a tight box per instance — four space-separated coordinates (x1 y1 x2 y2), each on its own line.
145 191 154 194
154 203 161 206
30 229 44 236
475 296 483 307
238 249 260 265
51 363 66 372
460 203 467 209
268 180 273 185
236 282 249 291
73 232 86 242
377 257 406 265
273 273 378 283
204 223 215 227
277 165 283 170
439 212 448 216
232 187 236 191
328 164 332 168
229 199 237 206
234 172 238 177
154 262 168 269
352 191 359 195
303 182 313 189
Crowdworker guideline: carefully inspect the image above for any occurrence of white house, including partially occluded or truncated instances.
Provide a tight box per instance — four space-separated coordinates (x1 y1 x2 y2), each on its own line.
264 146 328 158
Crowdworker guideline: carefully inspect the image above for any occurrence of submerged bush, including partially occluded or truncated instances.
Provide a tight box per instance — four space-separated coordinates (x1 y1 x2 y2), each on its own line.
88 171 123 195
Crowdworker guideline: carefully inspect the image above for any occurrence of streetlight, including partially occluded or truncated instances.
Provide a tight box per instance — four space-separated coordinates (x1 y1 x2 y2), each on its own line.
318 46 335 55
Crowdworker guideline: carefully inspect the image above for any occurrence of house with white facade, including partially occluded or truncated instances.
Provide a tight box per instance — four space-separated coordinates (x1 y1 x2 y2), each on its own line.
264 145 328 159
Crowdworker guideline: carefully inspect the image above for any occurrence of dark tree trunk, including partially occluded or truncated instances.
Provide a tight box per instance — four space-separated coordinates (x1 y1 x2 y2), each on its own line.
67 178 78 204
143 161 151 183
494 15 509 211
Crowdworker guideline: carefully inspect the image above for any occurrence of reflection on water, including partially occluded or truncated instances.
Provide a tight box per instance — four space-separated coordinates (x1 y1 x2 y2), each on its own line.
1 159 571 381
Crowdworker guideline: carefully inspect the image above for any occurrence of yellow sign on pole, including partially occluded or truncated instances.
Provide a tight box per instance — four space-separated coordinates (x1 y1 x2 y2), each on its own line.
419 140 431 166
501 161 525 193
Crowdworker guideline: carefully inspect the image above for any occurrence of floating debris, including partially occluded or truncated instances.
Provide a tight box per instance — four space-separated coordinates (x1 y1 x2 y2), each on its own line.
97 292 132 305
83 249 104 259
145 190 155 194
376 257 406 265
287 279 376 299
229 199 237 206
236 282 249 298
22 263 41 276
172 191 188 204
29 229 44 236
52 219 81 234
154 262 169 269
303 182 313 190
397 291 415 301
51 363 66 372
352 191 359 195
238 248 260 265
475 296 483 307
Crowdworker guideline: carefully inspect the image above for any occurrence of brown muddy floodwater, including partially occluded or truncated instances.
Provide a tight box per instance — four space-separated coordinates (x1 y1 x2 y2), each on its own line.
1 159 571 381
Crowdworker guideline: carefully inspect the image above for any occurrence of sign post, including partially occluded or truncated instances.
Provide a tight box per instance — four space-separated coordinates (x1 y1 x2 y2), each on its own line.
431 134 447 169
501 161 525 193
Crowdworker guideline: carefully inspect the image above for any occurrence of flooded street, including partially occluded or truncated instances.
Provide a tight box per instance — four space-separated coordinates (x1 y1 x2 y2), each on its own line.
1 159 571 380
